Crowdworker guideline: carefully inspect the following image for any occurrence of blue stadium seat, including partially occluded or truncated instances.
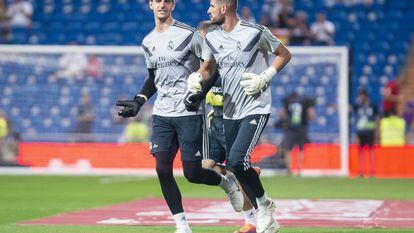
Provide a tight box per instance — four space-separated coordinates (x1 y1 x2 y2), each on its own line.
0 0 412 141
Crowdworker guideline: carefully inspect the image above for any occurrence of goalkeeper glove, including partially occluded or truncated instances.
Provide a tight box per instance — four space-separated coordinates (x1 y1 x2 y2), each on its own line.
240 67 277 96
187 72 203 93
116 95 146 118
184 92 204 111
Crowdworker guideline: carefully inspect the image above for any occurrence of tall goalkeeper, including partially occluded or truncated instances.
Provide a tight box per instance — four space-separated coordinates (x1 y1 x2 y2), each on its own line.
116 1 243 232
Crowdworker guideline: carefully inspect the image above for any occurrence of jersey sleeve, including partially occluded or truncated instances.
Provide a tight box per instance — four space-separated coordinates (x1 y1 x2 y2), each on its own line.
142 43 154 69
201 35 215 61
259 26 281 53
190 31 203 59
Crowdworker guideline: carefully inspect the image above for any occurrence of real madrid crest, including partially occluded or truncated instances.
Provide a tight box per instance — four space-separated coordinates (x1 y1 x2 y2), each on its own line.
236 41 242 51
167 41 174 50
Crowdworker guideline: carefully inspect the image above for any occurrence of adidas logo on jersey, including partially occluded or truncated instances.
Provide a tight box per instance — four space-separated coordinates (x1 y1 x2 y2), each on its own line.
219 45 224 50
195 151 202 157
249 119 257 125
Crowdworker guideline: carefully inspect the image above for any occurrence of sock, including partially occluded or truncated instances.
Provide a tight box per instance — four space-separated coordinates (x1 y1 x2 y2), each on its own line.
173 212 189 229
156 153 184 215
243 207 257 226
257 193 270 207
218 174 230 192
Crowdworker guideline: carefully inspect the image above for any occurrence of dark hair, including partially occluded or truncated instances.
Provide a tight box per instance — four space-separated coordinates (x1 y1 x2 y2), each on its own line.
219 0 238 10
358 88 368 97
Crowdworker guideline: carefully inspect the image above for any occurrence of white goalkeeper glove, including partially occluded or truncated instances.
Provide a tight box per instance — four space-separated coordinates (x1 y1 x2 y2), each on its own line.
240 67 277 95
188 72 203 93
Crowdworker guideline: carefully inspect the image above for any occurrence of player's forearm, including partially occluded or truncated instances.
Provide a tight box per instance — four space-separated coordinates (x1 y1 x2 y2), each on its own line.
138 68 156 100
198 60 217 82
200 70 219 97
272 44 291 73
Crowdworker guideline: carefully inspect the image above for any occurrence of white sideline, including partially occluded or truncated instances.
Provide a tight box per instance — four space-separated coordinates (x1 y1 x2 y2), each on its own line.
0 167 338 177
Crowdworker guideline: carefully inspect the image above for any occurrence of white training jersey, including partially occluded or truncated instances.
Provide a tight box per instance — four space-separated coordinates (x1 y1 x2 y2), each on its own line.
142 20 203 117
202 20 281 120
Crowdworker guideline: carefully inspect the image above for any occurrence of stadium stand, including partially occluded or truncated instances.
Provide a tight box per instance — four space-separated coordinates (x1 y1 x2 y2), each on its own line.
0 0 413 143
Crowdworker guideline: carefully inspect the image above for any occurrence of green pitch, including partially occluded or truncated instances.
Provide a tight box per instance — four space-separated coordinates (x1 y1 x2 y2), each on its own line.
0 175 413 233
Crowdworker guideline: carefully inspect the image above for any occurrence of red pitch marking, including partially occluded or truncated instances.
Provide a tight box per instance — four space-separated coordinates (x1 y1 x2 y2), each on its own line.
21 199 414 228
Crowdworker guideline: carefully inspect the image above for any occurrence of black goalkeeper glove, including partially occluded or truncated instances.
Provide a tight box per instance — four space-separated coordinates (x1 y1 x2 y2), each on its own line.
116 95 146 118
184 92 204 112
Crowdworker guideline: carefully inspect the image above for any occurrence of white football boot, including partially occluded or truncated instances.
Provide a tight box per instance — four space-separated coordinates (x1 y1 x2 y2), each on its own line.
257 199 280 233
174 225 192 233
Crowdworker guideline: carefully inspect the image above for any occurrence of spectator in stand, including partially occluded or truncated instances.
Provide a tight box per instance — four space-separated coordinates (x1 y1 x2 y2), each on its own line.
352 89 379 177
266 0 292 20
56 42 88 80
0 109 19 165
121 116 149 143
310 13 335 45
0 0 11 43
0 109 9 152
380 109 406 146
382 77 401 117
278 92 316 175
277 0 294 29
74 92 95 141
272 0 294 44
261 0 280 18
240 6 256 23
1 132 20 166
6 0 33 28
86 54 103 78
259 13 277 29
402 91 414 144
289 11 311 45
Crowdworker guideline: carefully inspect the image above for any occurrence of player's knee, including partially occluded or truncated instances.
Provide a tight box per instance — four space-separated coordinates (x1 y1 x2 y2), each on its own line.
227 160 245 174
155 163 172 179
183 169 202 184
202 159 216 169
156 167 171 180
155 152 174 179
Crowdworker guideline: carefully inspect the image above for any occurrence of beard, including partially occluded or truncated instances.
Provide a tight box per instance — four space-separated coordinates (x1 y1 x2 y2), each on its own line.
210 16 225 25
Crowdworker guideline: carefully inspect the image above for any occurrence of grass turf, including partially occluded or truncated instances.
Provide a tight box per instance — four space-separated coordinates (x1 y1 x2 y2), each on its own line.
1 175 413 232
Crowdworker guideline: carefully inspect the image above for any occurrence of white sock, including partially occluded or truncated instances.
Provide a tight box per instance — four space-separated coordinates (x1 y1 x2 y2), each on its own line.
243 207 257 226
257 193 270 207
173 212 189 229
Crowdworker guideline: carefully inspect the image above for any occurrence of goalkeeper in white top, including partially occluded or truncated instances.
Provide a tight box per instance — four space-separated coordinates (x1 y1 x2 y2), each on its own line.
116 0 244 233
187 1 291 232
